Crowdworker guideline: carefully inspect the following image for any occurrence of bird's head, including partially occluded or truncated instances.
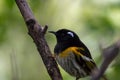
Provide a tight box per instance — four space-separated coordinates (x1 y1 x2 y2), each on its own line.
49 29 81 46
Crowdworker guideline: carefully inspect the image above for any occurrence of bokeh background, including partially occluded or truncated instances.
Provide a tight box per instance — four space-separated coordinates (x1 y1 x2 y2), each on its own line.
0 0 120 80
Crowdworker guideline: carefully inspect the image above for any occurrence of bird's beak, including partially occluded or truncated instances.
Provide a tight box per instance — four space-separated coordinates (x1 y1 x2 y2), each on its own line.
49 31 56 35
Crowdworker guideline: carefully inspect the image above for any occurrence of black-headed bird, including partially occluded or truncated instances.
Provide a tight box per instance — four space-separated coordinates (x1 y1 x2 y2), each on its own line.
49 29 107 80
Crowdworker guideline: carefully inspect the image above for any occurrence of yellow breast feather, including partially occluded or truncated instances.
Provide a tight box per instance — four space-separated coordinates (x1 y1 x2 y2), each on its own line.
58 47 84 57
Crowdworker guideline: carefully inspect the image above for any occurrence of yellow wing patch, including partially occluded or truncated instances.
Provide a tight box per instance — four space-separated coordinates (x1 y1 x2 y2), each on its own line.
72 47 95 69
58 47 84 57
58 47 73 57
58 46 95 69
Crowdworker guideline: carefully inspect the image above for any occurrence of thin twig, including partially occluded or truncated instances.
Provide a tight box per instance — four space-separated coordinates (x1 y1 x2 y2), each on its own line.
10 51 20 80
91 40 120 80
42 25 48 35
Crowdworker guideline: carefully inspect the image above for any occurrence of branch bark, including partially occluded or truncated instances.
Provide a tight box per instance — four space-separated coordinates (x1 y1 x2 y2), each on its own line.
91 40 120 80
15 0 63 80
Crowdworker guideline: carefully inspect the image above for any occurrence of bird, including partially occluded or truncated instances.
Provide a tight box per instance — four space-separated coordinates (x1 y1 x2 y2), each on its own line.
49 29 106 80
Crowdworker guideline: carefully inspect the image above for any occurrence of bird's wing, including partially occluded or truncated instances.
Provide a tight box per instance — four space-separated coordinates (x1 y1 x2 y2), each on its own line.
72 47 96 71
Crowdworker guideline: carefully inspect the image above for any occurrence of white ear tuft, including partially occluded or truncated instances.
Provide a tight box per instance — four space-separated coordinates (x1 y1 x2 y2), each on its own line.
67 32 74 37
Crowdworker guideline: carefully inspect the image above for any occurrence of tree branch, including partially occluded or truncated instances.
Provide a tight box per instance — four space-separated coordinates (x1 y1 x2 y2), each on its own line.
15 0 63 80
91 40 120 80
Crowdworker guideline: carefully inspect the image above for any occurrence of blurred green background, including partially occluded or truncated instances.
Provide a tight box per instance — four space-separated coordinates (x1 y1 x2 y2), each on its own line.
0 0 120 80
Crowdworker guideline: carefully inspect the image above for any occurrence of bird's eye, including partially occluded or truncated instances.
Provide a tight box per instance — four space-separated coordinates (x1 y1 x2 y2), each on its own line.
67 32 74 37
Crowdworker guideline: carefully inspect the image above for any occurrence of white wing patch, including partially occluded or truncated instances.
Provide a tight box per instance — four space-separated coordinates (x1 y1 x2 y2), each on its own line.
67 32 74 37
82 55 93 62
